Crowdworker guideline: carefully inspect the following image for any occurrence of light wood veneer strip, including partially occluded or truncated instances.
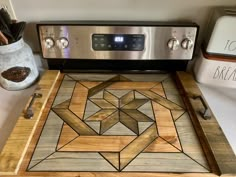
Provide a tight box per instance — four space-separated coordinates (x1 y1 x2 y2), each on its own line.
0 70 60 175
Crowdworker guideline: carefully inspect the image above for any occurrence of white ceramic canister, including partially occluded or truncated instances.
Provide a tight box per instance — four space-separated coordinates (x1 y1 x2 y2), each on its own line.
0 38 39 90
194 49 236 88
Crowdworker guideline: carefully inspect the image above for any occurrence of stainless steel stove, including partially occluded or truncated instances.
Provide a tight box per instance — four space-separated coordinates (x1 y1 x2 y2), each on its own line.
1 21 236 177
37 21 198 71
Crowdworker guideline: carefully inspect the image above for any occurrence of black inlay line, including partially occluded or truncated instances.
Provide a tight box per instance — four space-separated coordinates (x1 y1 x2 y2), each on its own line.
99 152 119 171
119 74 169 83
134 90 150 99
118 91 121 109
85 114 111 122
28 151 57 171
57 150 119 153
135 90 181 111
52 76 77 108
68 108 98 135
103 89 120 107
65 79 83 114
122 98 149 110
89 98 116 109
87 75 121 97
83 110 103 122
148 89 185 110
65 74 79 81
118 74 132 82
56 135 80 151
72 81 93 119
74 82 90 120
169 107 185 151
172 110 186 122
183 110 206 143
150 101 159 136
82 99 91 120
142 151 182 154
88 98 104 110
149 81 166 97
64 74 78 82
179 112 211 172
100 111 121 135
118 171 210 174
136 120 156 135
27 170 210 173
161 80 170 100
182 151 211 172
161 73 174 83
83 97 110 121
65 79 78 107
148 81 163 90
98 114 102 135
38 152 118 161
52 99 71 109
26 111 50 170
78 81 93 90
136 106 155 121
69 73 118 82
26 110 55 171
52 108 98 136
120 133 158 171
85 109 117 123
104 97 119 109
158 136 183 152
49 74 66 110
170 111 185 152
118 151 121 172
119 111 139 135
27 76 65 171
119 90 135 108
52 109 82 136
160 77 186 109
122 109 154 122
118 123 156 152
55 122 67 151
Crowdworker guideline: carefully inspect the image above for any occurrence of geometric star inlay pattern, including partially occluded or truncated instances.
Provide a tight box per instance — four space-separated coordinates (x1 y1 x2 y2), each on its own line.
28 74 210 173
85 90 154 135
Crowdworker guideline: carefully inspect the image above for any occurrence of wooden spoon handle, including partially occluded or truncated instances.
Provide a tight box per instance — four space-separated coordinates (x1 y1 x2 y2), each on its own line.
0 31 8 45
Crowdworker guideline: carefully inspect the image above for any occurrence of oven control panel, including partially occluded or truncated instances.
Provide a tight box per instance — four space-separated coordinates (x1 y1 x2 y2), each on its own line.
92 34 145 51
37 22 198 60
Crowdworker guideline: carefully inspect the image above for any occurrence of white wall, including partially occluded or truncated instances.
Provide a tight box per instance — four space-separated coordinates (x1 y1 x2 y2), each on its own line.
11 0 236 52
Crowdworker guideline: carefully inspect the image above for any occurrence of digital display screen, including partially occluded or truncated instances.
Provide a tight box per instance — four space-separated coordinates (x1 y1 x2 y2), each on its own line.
92 34 144 51
114 36 124 42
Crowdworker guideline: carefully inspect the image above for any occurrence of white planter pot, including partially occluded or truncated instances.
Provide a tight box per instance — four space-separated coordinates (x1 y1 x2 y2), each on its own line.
0 38 39 90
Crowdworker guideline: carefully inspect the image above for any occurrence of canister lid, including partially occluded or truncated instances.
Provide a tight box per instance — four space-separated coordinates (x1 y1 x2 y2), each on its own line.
202 46 236 62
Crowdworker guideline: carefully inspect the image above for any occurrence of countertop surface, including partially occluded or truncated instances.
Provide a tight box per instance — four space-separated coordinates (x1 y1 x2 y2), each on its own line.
198 84 236 155
0 54 44 152
0 85 36 151
0 65 236 154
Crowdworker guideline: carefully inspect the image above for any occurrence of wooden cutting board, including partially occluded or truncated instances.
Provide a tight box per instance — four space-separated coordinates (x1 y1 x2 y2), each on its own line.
0 71 236 177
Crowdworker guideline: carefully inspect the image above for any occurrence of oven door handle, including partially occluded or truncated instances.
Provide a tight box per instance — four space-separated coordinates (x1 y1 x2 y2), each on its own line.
192 95 212 120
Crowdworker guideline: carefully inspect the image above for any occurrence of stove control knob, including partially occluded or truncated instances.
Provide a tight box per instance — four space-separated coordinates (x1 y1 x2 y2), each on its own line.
167 38 179 50
57 37 69 49
181 38 194 50
44 37 55 49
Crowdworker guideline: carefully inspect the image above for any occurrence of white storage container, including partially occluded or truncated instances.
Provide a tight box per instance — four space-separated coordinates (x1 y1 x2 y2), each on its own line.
194 49 236 88
0 38 39 90
204 7 236 57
